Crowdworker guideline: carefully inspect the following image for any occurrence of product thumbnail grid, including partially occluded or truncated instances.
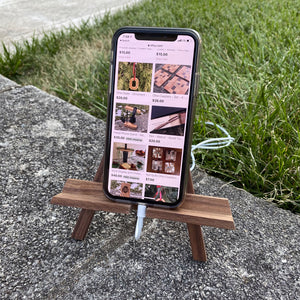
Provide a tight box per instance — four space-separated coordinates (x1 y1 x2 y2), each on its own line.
108 60 192 203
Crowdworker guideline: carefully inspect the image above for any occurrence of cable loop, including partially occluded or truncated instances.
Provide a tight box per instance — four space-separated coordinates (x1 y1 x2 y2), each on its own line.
190 122 234 171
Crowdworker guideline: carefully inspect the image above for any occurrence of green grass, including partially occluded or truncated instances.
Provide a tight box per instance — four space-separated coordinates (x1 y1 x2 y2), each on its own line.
0 0 299 212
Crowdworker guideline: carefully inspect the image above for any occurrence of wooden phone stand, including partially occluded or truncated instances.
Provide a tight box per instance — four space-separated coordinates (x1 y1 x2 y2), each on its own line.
51 158 235 262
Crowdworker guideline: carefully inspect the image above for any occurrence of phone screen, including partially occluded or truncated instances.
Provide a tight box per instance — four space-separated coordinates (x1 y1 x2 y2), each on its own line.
105 29 199 206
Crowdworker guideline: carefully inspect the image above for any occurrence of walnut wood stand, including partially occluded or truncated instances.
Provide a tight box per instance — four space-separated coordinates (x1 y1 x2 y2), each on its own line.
51 158 235 262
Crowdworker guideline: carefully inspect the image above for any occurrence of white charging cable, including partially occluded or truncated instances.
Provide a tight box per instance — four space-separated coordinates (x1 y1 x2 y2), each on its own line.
135 204 147 240
190 122 234 171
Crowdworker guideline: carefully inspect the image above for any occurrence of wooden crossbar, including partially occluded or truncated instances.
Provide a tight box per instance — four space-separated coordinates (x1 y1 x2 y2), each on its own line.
52 180 131 214
52 179 234 230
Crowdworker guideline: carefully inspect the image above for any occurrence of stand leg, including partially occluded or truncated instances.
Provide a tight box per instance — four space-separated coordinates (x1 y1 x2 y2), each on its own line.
187 170 195 194
187 223 207 262
94 157 104 183
72 209 95 240
71 158 105 240
186 170 207 262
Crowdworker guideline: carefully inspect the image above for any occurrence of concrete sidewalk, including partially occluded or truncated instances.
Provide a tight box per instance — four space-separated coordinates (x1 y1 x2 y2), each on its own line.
0 74 299 299
0 0 141 49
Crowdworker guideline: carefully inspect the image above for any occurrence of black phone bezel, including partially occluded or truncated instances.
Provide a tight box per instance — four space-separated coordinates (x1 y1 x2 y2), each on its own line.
103 27 201 208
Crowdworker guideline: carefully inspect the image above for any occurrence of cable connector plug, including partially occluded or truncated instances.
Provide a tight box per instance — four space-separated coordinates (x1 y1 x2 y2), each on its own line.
135 204 147 241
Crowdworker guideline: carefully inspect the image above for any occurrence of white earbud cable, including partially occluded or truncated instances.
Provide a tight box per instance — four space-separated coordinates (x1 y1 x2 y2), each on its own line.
190 122 234 171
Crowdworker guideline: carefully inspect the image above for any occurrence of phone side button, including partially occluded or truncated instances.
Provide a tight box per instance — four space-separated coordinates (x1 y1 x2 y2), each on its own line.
108 65 113 95
193 73 200 99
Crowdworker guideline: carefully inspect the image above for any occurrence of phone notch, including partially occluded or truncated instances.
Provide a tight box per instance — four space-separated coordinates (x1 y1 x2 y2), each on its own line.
135 33 177 41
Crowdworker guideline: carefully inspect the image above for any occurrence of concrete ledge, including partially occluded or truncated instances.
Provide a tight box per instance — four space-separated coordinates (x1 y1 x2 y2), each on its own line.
0 75 299 299
0 74 20 92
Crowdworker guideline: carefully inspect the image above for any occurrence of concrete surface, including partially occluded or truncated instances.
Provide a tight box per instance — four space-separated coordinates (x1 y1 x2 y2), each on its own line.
0 0 141 49
0 74 299 299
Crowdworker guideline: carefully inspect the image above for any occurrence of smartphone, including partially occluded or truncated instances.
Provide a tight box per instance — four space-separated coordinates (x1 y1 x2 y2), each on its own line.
103 27 201 208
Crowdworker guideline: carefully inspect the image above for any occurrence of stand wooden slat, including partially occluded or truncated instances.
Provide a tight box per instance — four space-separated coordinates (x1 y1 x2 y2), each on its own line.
146 193 234 229
52 180 131 214
51 177 235 261
52 179 234 230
